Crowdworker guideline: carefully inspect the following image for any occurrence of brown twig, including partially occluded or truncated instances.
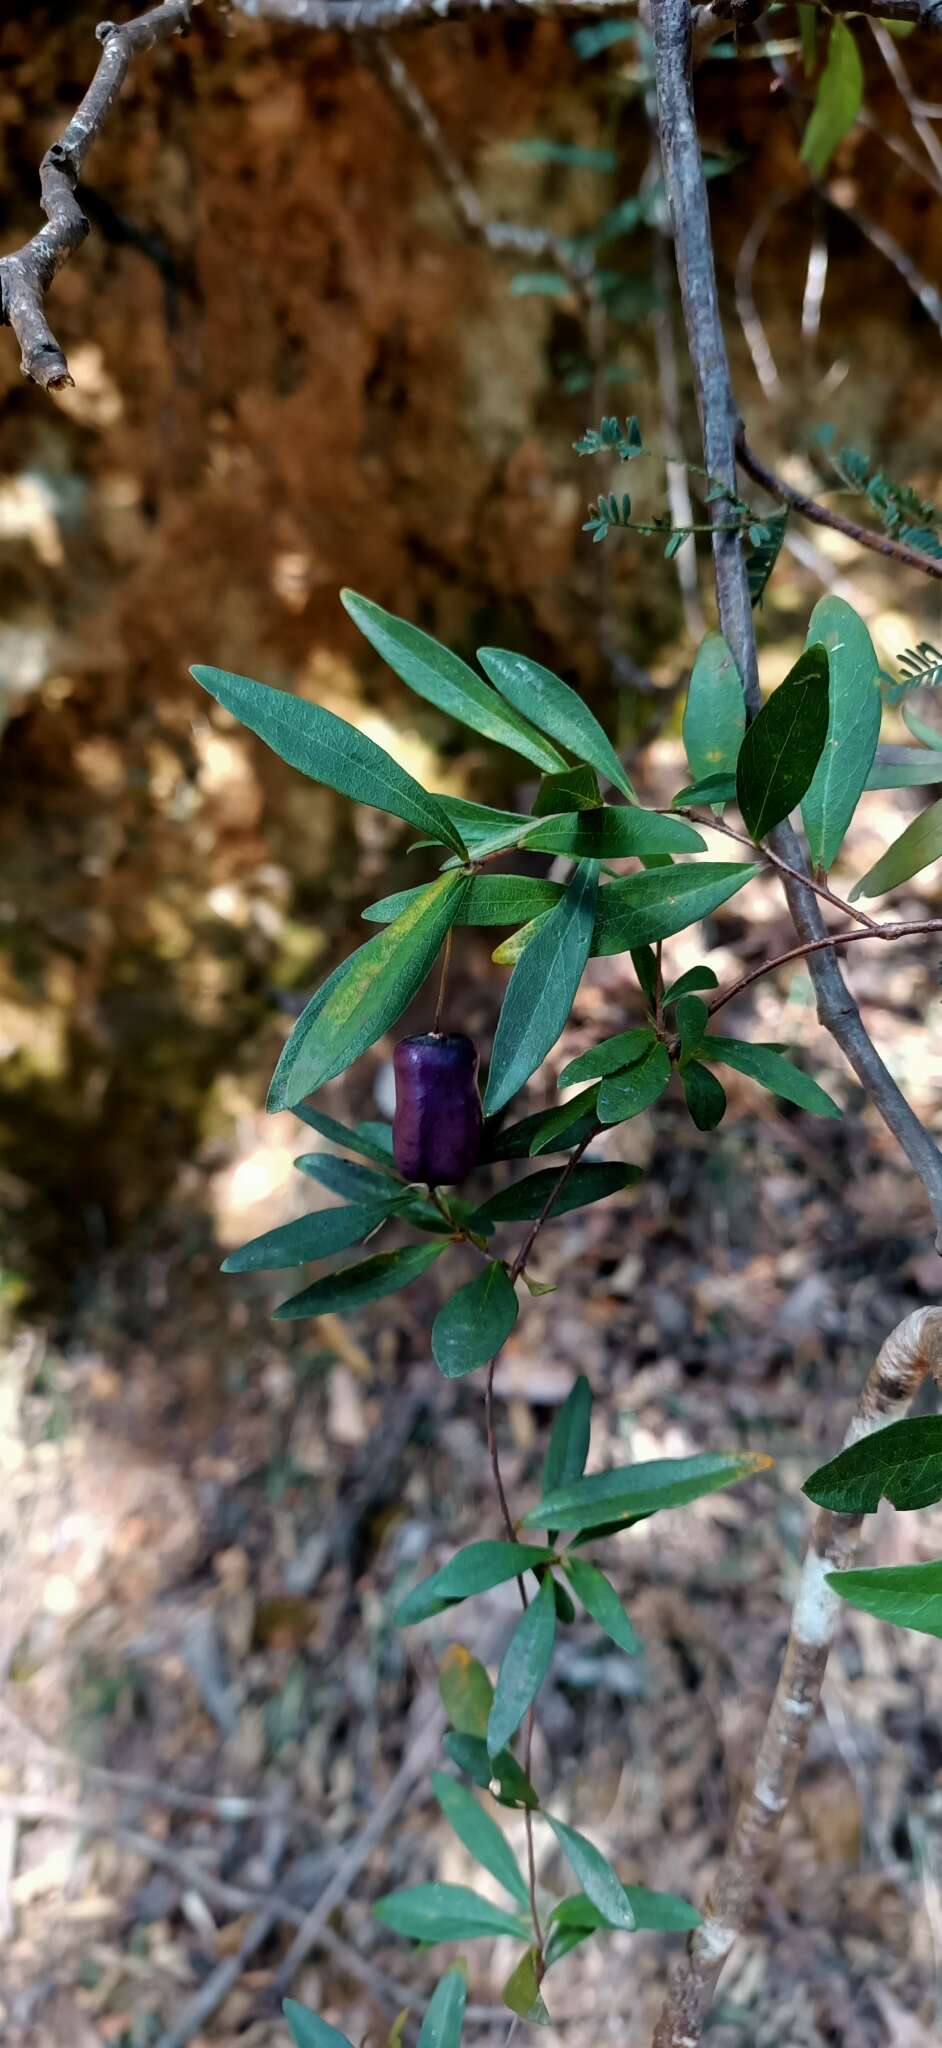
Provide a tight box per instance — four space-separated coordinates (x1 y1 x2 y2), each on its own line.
707 914 942 1018
0 1 197 390
736 430 942 584
652 1307 942 2048
672 806 880 931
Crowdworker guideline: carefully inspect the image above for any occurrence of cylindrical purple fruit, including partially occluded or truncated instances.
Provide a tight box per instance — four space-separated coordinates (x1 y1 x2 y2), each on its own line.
393 1033 482 1186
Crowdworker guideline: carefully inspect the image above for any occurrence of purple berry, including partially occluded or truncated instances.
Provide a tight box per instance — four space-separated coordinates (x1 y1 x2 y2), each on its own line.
393 1033 482 1186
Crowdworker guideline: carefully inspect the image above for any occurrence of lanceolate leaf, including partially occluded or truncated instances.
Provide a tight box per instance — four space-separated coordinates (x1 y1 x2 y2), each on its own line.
705 1036 841 1118
432 1262 519 1378
532 764 603 813
364 875 563 928
294 1153 401 1203
542 1375 593 1498
340 591 566 773
545 1885 700 1964
269 873 468 1108
439 1645 493 1736
563 1557 641 1655
487 1573 557 1756
522 1450 771 1533
444 1735 539 1808
558 1027 654 1087
471 1163 640 1228
800 598 882 871
294 1105 397 1167
484 1088 602 1161
544 1817 635 1931
523 809 704 858
662 965 719 1003
273 1240 446 1321
804 1415 942 1513
800 19 864 177
597 1041 672 1126
484 861 600 1115
680 1061 727 1132
222 1201 396 1273
736 645 830 841
191 664 466 855
675 994 709 1063
431 1772 530 1906
374 1883 528 1944
826 1559 942 1640
682 633 745 783
417 1970 467 2048
593 864 759 953
849 795 942 901
502 1949 550 2027
395 1540 556 1627
283 2004 354 2048
477 647 636 798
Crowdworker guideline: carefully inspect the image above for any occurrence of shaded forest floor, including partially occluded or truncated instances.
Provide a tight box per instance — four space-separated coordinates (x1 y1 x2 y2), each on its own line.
3 762 942 2048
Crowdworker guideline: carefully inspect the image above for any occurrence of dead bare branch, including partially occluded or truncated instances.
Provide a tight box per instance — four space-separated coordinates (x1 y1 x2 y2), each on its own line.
0 1 198 391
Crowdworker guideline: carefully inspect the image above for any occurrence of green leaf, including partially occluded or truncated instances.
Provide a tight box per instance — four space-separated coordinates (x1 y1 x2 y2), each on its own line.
483 1088 601 1161
373 1883 528 1944
269 874 468 1108
439 1645 493 1737
557 1027 654 1087
283 2004 354 2048
417 1971 467 2048
597 1041 672 1126
273 1240 446 1321
662 965 719 1003
675 994 709 1063
340 592 566 774
532 764 604 813
800 599 882 871
363 874 564 929
294 1153 401 1203
431 1772 530 1906
442 1733 539 1808
671 770 738 807
553 1576 577 1624
484 861 599 1115
221 1201 396 1273
680 1061 727 1132
593 864 760 953
434 795 538 855
682 633 745 784
826 1559 942 1640
191 663 466 856
523 808 704 859
747 511 789 608
804 1415 942 1513
477 648 635 799
798 1 817 74
562 1557 641 1655
395 1540 556 1627
736 645 830 842
800 20 864 177
547 1884 700 1951
432 1263 519 1378
544 1817 635 1932
294 1105 397 1168
542 1375 592 1509
471 1164 639 1229
865 748 942 789
487 1574 557 1756
502 1948 550 2027
705 1036 841 1118
522 1449 771 1533
849 795 942 901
